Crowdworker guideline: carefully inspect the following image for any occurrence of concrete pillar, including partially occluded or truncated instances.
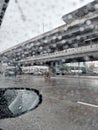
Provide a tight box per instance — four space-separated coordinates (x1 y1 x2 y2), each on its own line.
83 62 87 74
90 40 93 47
78 62 80 75
49 61 56 75
74 62 76 75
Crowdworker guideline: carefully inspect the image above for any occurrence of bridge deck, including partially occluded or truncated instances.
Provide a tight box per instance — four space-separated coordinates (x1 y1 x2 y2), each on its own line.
19 44 98 63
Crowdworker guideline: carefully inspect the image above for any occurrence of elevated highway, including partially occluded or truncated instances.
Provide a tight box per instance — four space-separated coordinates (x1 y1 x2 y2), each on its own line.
18 44 98 65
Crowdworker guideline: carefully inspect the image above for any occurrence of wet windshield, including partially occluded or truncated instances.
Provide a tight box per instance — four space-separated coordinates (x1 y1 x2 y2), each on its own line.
0 0 98 130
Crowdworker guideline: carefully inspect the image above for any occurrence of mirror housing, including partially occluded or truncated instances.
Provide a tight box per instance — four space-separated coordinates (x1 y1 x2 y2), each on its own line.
0 88 42 119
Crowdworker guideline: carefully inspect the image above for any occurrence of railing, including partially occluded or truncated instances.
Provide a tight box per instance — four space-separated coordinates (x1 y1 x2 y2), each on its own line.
19 44 98 62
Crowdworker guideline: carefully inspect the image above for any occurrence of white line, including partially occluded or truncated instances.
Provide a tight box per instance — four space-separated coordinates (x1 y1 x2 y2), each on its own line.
77 101 98 108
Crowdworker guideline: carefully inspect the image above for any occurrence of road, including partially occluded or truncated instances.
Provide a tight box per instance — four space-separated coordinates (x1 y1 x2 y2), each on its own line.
0 74 98 130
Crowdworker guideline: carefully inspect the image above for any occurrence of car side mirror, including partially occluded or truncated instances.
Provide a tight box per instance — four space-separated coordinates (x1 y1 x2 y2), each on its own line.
0 88 42 119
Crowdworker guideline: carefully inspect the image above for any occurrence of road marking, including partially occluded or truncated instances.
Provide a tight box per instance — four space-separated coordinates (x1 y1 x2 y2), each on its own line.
77 101 98 108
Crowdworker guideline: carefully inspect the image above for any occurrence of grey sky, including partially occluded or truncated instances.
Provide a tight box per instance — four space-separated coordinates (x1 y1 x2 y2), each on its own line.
0 0 93 52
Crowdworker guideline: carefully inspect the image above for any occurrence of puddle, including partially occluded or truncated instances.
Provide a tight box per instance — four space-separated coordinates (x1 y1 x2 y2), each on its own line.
0 88 42 119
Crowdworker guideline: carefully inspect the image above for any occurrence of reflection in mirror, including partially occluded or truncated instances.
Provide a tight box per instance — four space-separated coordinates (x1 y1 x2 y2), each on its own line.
0 88 42 119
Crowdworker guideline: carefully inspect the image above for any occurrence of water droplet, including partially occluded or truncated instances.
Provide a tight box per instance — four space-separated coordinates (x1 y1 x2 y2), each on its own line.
58 36 62 40
68 15 72 19
86 20 91 26
95 4 98 10
80 27 84 32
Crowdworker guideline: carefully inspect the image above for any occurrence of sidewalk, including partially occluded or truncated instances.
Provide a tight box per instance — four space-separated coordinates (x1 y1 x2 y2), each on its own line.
53 74 98 79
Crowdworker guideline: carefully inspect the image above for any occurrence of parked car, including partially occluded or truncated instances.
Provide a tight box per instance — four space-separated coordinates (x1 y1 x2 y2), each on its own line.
56 71 62 75
61 70 68 75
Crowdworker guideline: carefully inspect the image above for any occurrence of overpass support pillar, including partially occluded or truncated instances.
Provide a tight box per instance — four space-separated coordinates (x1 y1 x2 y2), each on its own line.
83 62 88 74
49 61 56 76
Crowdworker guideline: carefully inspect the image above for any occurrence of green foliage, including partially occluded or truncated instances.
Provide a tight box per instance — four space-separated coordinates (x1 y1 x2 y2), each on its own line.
81 67 87 73
60 65 72 71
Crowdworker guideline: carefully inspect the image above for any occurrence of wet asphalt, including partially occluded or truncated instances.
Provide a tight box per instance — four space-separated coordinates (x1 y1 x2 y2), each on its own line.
0 74 98 130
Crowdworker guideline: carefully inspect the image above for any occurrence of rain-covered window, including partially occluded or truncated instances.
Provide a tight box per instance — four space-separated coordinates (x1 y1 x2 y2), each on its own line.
0 0 98 130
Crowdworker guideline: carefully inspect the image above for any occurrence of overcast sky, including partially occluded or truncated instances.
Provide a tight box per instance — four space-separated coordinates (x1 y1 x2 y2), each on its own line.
0 0 93 52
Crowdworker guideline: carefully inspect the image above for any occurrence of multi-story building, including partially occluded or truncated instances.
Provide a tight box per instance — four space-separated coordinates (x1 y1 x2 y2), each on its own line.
0 0 98 69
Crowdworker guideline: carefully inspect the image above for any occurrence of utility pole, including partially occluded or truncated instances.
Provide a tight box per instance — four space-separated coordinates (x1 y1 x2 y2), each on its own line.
42 22 44 33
